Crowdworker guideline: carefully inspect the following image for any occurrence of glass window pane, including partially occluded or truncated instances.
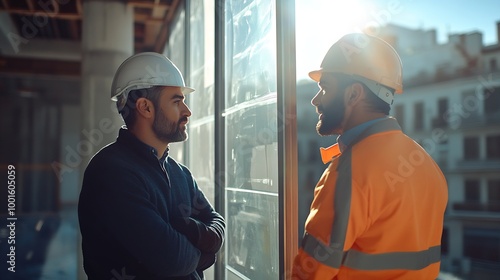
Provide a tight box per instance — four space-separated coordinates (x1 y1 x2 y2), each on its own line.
465 179 480 202
441 228 449 255
393 104 405 130
185 2 216 278
414 102 424 130
486 135 500 159
488 180 500 203
224 0 279 278
464 136 479 160
464 228 500 262
484 86 500 115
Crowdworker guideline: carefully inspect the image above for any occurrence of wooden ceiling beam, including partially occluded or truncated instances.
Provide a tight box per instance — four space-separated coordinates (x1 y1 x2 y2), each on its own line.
1 0 9 9
76 0 82 15
128 1 170 9
25 0 34 11
0 56 80 77
165 0 179 22
134 13 164 23
0 8 81 20
154 0 180 53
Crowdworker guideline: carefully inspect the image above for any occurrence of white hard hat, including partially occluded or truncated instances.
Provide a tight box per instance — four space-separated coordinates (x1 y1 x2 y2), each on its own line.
309 33 402 104
111 52 194 111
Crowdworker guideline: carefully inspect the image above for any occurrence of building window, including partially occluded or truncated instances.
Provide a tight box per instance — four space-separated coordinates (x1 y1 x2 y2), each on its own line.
393 104 404 130
463 136 479 160
439 98 448 113
441 228 449 255
464 228 500 262
414 102 424 131
486 135 500 159
490 58 498 72
488 180 500 203
433 98 448 128
484 86 500 116
465 179 480 202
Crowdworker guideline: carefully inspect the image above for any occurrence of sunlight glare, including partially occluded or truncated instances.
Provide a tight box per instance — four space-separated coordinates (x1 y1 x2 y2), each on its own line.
295 0 371 80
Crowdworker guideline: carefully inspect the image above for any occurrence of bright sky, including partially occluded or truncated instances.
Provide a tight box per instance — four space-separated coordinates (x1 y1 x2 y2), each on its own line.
295 0 500 80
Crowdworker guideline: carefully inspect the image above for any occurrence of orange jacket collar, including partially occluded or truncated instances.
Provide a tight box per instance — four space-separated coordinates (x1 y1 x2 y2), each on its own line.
320 143 341 164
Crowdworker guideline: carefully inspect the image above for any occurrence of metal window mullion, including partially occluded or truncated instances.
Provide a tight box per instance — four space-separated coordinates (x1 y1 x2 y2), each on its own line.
276 0 298 278
214 0 226 279
183 0 191 162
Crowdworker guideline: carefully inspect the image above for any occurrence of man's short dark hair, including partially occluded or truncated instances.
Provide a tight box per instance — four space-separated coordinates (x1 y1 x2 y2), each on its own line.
119 86 164 129
323 73 392 115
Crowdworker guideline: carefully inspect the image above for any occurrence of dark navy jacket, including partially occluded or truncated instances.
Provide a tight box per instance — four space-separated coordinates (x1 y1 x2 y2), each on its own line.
79 128 225 280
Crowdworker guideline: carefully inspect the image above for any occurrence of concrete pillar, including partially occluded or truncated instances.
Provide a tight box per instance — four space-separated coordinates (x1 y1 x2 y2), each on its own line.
78 1 133 279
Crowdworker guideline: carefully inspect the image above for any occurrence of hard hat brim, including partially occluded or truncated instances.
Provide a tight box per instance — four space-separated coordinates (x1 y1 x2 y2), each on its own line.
308 69 323 82
182 86 195 95
309 69 403 94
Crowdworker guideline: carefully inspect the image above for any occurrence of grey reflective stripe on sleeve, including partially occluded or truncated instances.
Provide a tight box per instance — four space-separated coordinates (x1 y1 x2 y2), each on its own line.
328 148 352 265
302 233 442 270
343 245 442 270
301 233 344 268
300 150 353 269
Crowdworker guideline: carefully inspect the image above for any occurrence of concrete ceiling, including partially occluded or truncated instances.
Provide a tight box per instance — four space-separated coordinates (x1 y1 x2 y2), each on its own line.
0 0 181 78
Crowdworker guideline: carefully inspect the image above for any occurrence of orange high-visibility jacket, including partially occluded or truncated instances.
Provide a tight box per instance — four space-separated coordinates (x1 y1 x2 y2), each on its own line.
293 118 448 280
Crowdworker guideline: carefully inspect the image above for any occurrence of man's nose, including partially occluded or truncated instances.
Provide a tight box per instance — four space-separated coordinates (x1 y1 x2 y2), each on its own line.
184 103 192 117
311 91 321 107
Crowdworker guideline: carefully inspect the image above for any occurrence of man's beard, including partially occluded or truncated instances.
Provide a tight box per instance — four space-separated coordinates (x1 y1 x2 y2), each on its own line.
152 107 188 143
316 94 346 136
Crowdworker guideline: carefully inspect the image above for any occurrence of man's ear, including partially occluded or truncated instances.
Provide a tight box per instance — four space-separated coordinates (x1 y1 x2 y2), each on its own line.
346 82 364 107
135 97 154 119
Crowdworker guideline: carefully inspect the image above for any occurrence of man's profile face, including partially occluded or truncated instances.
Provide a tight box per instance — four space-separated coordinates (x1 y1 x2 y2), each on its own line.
311 75 348 136
152 87 192 143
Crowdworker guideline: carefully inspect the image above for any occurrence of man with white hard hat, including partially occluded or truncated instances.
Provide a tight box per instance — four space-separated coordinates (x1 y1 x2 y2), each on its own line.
79 52 225 280
293 33 448 279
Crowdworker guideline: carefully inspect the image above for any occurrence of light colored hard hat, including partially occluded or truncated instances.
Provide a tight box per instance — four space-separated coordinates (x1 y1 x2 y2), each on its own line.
111 52 194 111
309 33 403 104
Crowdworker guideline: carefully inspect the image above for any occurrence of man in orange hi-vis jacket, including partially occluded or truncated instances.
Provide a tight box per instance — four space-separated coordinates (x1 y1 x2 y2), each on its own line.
292 33 448 279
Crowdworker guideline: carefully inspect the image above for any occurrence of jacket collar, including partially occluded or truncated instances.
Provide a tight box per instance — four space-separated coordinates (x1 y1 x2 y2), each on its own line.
117 127 169 162
319 117 401 164
320 144 341 164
